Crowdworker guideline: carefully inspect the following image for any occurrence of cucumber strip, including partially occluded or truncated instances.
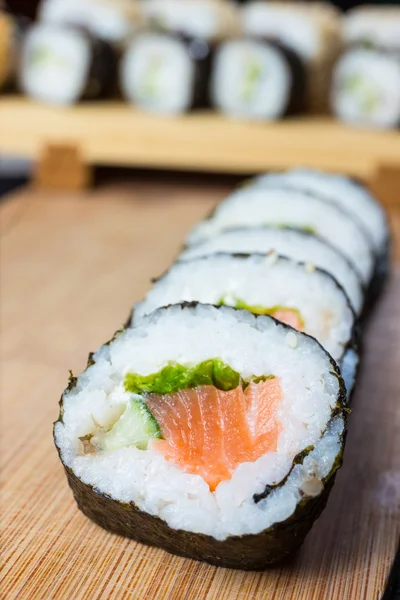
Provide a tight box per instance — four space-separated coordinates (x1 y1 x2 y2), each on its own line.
92 395 161 452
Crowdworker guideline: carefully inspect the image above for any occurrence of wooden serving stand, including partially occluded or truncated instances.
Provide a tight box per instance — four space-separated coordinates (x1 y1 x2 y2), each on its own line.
1 96 400 206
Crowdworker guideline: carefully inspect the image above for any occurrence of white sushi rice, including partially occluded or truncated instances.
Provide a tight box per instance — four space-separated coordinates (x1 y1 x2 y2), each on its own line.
121 33 194 114
249 168 388 254
20 24 91 105
39 0 140 44
55 304 344 540
344 7 400 52
332 48 400 131
187 187 374 284
140 0 240 41
180 227 364 315
210 39 291 120
132 254 355 363
241 2 321 61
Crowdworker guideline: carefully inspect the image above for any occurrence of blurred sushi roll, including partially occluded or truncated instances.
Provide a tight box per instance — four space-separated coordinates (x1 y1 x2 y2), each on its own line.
39 0 142 47
121 31 213 114
332 7 400 131
131 254 358 396
343 6 400 52
331 48 400 130
140 0 240 41
20 23 117 105
186 187 375 287
248 169 390 302
210 38 306 121
241 2 342 113
54 303 346 569
180 227 364 316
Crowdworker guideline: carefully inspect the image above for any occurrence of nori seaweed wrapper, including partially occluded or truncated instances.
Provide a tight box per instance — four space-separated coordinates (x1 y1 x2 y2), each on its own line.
177 32 214 110
363 240 391 318
258 38 307 116
78 32 118 101
61 461 338 569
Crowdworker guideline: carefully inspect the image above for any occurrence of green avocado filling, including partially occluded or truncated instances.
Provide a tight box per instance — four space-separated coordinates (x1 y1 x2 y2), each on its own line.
240 57 264 102
141 55 163 99
30 46 70 70
341 73 381 115
218 297 305 328
272 224 317 235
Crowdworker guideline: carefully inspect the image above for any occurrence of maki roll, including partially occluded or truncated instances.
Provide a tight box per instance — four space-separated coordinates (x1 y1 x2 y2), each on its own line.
249 168 389 259
131 254 358 395
210 38 305 120
241 1 342 113
54 303 346 569
180 226 364 316
331 48 400 130
121 31 212 114
20 23 117 105
186 187 375 286
39 0 142 47
248 168 390 302
141 0 240 41
344 6 400 52
333 7 400 130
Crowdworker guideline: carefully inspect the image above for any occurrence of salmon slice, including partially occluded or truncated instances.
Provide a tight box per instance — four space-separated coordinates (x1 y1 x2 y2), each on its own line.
147 378 282 490
268 308 304 331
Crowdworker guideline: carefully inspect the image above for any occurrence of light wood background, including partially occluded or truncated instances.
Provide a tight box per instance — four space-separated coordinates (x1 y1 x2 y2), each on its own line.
1 176 399 600
1 98 400 204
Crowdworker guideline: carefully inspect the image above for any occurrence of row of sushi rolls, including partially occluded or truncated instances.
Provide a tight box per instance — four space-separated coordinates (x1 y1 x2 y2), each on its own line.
1 0 400 128
54 166 390 569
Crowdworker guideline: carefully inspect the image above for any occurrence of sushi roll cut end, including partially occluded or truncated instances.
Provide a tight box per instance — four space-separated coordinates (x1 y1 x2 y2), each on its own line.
332 48 400 130
55 304 346 569
211 38 305 120
121 32 211 114
20 23 116 105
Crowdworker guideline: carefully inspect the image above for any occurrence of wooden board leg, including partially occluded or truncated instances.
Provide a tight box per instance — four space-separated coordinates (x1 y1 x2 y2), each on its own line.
370 163 400 208
34 143 92 191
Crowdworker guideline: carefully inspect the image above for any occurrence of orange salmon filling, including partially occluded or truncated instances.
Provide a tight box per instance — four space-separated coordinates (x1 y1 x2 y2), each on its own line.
147 378 282 490
269 308 304 331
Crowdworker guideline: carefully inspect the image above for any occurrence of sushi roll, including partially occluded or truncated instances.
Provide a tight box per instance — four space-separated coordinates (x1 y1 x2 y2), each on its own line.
241 1 342 113
186 187 375 286
121 31 213 114
141 0 240 42
331 47 400 130
344 6 400 52
131 254 358 396
180 227 364 316
54 303 346 569
20 23 117 105
249 169 388 258
248 168 390 302
210 38 305 120
39 0 142 47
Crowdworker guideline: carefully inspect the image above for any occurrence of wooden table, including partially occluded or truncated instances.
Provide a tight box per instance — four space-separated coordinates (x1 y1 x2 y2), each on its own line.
1 177 399 600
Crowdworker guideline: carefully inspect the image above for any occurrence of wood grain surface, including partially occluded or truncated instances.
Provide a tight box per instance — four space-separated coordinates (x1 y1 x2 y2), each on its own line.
1 177 399 600
1 97 400 189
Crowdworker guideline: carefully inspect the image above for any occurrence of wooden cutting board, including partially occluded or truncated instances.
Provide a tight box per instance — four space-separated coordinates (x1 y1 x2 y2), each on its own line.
1 177 399 600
